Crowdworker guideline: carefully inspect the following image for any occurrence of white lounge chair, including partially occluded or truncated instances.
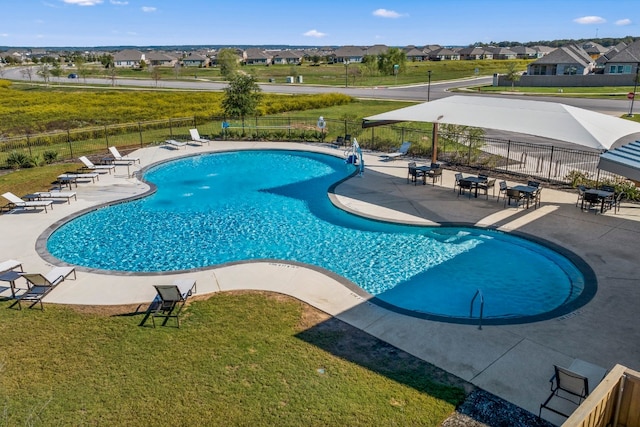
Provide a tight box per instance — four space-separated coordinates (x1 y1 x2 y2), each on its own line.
0 259 22 274
2 192 53 213
380 142 411 161
24 190 77 204
165 139 188 149
79 156 115 174
189 128 211 146
108 146 140 164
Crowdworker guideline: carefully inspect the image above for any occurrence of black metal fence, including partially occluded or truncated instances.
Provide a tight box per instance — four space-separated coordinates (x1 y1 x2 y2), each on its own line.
0 115 611 186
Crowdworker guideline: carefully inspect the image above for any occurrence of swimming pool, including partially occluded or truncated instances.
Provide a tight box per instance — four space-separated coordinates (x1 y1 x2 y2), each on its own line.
47 150 594 324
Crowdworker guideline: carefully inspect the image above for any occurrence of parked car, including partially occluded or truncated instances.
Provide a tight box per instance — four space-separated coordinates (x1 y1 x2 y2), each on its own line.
68 73 78 79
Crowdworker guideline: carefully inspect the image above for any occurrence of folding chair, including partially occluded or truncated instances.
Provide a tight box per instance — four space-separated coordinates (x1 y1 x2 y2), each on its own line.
539 365 590 419
10 267 76 310
141 279 196 328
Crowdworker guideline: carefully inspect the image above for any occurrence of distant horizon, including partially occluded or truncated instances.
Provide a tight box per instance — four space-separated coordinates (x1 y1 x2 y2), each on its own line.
0 0 638 48
0 35 637 52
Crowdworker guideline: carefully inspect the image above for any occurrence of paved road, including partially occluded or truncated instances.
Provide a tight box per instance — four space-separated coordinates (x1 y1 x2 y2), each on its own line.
2 66 632 116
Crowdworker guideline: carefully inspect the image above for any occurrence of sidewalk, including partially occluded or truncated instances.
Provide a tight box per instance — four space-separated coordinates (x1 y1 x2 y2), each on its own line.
1 141 639 425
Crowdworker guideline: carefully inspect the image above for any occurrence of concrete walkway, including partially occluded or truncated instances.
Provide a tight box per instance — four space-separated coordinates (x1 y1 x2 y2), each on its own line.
1 141 639 425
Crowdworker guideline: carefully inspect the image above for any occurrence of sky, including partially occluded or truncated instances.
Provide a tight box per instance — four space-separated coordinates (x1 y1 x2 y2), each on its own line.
0 0 638 48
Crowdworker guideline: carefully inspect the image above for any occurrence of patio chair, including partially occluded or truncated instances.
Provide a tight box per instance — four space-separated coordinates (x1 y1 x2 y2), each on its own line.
527 180 541 188
10 266 76 310
142 279 197 328
478 178 496 199
539 365 590 419
108 146 140 164
79 156 115 174
334 136 344 147
407 162 426 185
575 185 586 207
2 192 53 213
428 167 443 186
344 134 352 144
189 128 211 146
457 178 473 198
582 191 600 213
504 188 524 208
380 142 411 161
453 172 464 193
496 181 508 203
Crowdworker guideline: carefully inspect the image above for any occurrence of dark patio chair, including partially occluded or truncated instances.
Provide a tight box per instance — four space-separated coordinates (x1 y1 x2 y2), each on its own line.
407 162 426 185
141 281 196 328
457 178 473 198
428 167 443 186
582 191 600 213
478 178 496 199
334 136 344 146
504 188 524 208
453 172 464 193
539 365 590 419
527 180 541 188
344 134 352 144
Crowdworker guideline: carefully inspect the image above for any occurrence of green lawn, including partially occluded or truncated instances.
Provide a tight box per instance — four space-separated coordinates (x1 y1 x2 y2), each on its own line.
0 292 465 425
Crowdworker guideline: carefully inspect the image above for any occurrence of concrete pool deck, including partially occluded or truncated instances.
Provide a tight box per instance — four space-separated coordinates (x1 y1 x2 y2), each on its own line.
1 141 639 425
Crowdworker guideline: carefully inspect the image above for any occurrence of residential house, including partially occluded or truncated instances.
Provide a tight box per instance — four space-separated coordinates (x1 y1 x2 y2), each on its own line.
582 41 609 60
604 40 640 75
243 48 271 65
405 46 428 62
527 45 593 75
333 46 366 63
490 47 518 60
458 47 493 60
271 50 303 65
113 49 145 68
531 45 554 58
510 46 538 59
428 47 460 61
146 51 177 67
182 52 208 67
364 44 389 56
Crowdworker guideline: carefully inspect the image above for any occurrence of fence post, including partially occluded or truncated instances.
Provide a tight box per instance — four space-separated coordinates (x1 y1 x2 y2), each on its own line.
104 125 109 148
505 141 511 173
193 116 197 128
547 146 554 180
138 122 143 148
26 133 33 157
288 117 291 139
67 128 73 159
169 118 173 138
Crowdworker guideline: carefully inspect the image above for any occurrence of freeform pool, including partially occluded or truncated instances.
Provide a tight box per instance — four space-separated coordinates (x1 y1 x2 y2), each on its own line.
47 150 593 323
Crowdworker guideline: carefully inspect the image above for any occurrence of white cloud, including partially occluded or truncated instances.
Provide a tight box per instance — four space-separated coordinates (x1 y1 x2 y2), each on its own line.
110 0 128 4
573 16 606 24
303 29 326 38
0 33 8 37
372 8 404 18
141 6 156 12
616 18 632 26
62 0 103 6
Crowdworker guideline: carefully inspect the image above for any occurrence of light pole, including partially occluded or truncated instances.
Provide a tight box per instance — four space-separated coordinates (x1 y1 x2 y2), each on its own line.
628 62 639 117
344 60 349 87
427 70 432 102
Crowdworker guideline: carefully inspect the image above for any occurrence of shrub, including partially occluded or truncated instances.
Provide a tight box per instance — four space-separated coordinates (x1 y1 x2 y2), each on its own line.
6 151 36 169
43 150 58 164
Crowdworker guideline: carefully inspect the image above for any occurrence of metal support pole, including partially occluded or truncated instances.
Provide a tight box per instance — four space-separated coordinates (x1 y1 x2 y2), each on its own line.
427 70 432 102
628 63 639 117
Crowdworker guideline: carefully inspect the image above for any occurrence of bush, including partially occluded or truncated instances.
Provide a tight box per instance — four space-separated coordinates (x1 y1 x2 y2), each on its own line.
43 150 58 164
6 151 36 169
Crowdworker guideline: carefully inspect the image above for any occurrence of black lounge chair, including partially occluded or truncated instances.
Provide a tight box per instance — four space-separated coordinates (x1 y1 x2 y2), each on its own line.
140 279 196 328
10 267 76 310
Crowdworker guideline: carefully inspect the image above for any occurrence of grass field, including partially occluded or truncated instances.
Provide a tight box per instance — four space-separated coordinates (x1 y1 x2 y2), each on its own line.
0 292 466 426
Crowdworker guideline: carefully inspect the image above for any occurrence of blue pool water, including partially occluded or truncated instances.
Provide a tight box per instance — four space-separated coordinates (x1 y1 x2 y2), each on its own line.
47 150 589 322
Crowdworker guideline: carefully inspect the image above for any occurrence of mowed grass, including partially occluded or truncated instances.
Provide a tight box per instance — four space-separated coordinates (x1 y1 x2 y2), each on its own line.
0 292 464 426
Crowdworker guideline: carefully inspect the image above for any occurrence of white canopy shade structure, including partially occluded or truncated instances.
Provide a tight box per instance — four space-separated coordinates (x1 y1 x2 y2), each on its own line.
362 95 640 151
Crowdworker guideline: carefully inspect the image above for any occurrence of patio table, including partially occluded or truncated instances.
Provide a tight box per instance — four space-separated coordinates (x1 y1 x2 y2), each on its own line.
460 176 487 198
511 184 539 209
583 189 614 213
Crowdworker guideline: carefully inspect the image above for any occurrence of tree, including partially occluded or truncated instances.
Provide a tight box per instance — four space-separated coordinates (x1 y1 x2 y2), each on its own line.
37 64 51 85
150 66 161 87
222 74 262 125
217 48 239 79
504 62 521 90
377 47 407 75
50 62 63 82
